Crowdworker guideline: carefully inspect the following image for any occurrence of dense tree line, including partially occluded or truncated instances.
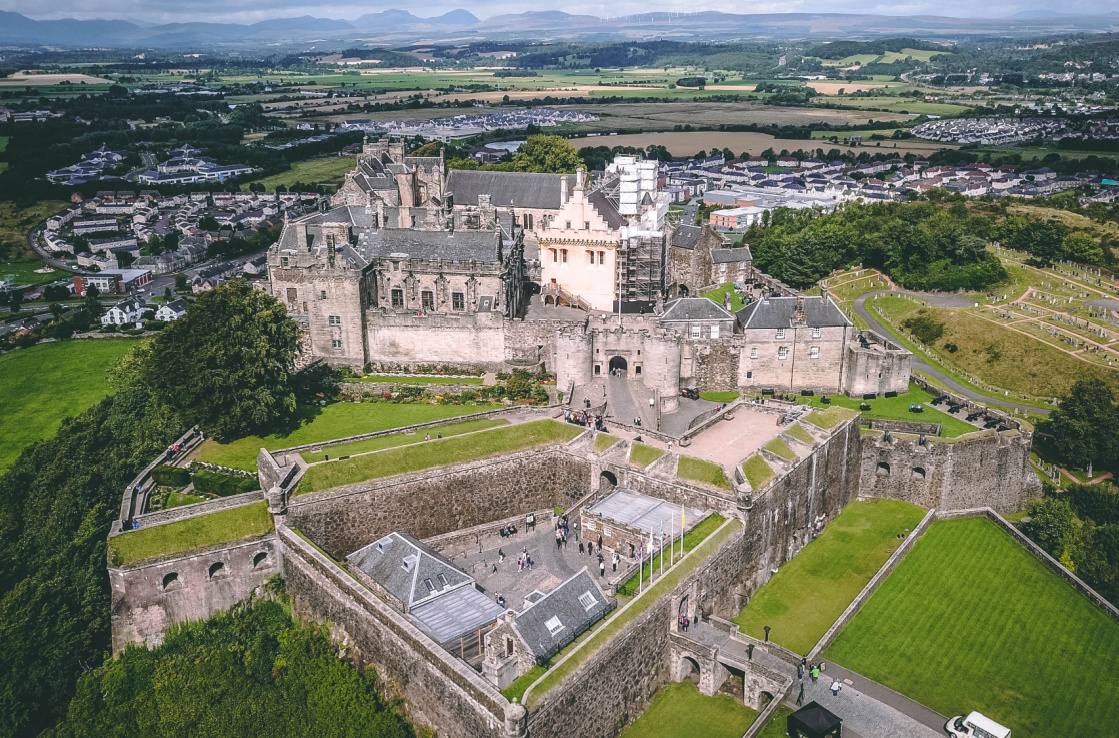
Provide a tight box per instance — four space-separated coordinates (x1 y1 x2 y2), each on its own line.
0 282 342 736
44 597 413 738
805 37 952 60
749 200 1008 291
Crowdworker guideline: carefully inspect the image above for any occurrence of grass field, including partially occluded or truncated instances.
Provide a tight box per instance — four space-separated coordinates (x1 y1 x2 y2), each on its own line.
676 456 732 489
194 402 502 471
620 681 759 738
108 501 274 566
594 433 620 454
0 200 68 263
699 391 739 403
700 283 745 312
753 705 795 738
630 443 664 469
0 259 68 287
296 419 584 494
741 454 775 489
797 387 977 438
299 417 508 462
826 517 1119 736
874 296 1119 396
0 339 140 470
244 155 356 191
734 499 927 654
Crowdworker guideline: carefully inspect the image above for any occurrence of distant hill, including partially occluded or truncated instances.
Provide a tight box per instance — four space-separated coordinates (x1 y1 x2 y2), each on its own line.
351 9 479 31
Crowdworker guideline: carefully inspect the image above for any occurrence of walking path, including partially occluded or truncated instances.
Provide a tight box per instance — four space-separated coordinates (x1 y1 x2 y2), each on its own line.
853 290 1050 415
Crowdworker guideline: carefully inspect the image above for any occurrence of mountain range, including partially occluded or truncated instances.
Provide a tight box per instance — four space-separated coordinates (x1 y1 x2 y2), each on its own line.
0 9 1116 47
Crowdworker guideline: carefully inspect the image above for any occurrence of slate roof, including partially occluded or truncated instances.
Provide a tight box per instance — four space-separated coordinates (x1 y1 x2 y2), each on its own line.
447 170 574 209
586 187 627 230
735 295 850 331
661 297 734 322
671 224 704 251
159 298 189 314
356 228 502 264
712 247 752 264
346 532 474 611
513 569 613 661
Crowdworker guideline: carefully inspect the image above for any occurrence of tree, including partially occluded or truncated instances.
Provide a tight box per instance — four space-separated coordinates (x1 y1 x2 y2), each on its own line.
174 273 188 292
1038 379 1119 469
1022 495 1079 560
512 135 585 174
8 290 22 313
48 302 64 321
137 280 300 441
1062 232 1103 265
43 285 70 302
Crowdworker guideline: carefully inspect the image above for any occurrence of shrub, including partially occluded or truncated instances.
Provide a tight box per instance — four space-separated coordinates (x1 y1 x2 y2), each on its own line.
903 312 945 345
151 464 190 487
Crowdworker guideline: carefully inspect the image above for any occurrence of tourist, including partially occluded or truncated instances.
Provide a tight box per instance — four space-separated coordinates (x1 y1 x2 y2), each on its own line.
598 534 603 549
811 666 820 683
797 664 804 680
612 553 619 573
425 433 430 441
599 558 606 578
588 541 594 556
683 616 689 632
555 531 563 550
526 554 534 570
573 521 579 541
579 541 585 554
830 679 842 697
498 548 505 563
517 556 523 572
496 593 505 608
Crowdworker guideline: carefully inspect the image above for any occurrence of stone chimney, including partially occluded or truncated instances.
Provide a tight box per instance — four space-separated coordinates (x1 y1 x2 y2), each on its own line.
723 291 733 313
792 294 807 325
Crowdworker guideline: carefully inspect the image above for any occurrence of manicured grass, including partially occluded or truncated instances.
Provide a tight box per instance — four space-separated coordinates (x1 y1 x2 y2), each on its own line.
797 387 976 438
629 443 664 469
763 437 797 462
800 405 855 432
194 402 502 471
501 666 547 703
753 705 796 738
108 502 274 567
699 391 739 403
700 283 745 312
244 155 356 191
826 518 1119 736
358 374 485 385
0 259 68 286
619 681 759 738
299 418 507 463
785 423 815 446
297 419 584 494
620 514 727 593
676 456 732 490
734 499 926 654
741 454 775 490
0 338 140 470
165 492 205 509
594 433 620 454
527 518 742 707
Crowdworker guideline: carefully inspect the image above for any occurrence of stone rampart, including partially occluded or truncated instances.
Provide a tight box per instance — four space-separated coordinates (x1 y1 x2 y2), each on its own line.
421 508 555 561
864 418 942 436
279 527 515 738
130 491 265 530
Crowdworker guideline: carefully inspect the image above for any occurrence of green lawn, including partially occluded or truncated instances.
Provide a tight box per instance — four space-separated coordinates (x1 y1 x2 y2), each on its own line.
763 437 797 462
826 517 1119 736
501 666 547 704
108 502 274 567
734 499 926 654
629 443 664 469
0 259 69 286
0 339 140 470
194 402 502 471
620 681 759 738
797 387 977 438
700 283 745 312
741 454 775 489
297 419 584 494
699 391 739 403
676 456 732 490
244 155 356 192
594 433 620 454
785 423 815 446
803 405 858 431
753 705 795 738
299 418 507 463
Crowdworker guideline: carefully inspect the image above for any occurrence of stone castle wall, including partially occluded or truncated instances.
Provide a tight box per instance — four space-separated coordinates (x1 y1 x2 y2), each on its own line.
285 446 591 560
365 311 508 370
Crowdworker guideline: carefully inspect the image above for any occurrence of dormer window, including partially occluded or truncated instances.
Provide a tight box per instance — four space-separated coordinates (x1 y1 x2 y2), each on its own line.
545 616 564 636
401 555 417 572
424 578 435 592
578 591 597 610
438 573 448 586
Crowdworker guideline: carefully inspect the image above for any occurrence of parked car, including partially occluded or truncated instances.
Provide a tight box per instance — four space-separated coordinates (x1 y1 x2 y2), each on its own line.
681 387 700 401
946 712 1010 738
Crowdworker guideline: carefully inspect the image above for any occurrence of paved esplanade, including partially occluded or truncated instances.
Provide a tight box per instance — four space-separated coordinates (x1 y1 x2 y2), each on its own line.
677 625 944 738
854 290 1050 415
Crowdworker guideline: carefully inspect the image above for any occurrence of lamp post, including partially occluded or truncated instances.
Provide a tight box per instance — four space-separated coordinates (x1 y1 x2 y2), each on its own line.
764 625 771 643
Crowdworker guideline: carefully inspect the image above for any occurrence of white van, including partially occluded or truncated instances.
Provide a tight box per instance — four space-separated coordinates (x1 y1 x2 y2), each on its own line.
946 711 1011 738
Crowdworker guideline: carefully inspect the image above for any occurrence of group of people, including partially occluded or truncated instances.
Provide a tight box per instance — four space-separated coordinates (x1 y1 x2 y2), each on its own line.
554 514 573 550
499 523 518 538
795 659 844 700
495 545 535 572
564 408 604 431
677 614 691 632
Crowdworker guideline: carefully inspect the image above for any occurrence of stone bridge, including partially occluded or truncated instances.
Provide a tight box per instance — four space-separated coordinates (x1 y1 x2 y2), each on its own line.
668 622 791 711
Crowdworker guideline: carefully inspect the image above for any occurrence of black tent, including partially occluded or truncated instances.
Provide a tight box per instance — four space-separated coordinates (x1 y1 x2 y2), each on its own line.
787 701 842 738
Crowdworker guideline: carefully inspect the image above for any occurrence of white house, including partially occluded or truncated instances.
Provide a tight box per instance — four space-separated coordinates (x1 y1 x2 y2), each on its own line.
154 298 189 322
101 297 146 327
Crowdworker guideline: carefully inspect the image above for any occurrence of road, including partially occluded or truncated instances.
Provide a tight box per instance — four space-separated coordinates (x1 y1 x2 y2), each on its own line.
854 290 1051 415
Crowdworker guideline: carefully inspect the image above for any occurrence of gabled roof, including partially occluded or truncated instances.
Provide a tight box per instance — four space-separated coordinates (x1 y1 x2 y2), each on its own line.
735 295 850 331
513 569 612 661
712 247 752 264
671 224 704 251
347 531 473 611
446 170 574 209
661 297 733 322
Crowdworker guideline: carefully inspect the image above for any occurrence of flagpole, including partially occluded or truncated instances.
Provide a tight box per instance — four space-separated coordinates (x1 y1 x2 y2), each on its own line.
681 504 686 560
638 538 642 593
670 514 675 567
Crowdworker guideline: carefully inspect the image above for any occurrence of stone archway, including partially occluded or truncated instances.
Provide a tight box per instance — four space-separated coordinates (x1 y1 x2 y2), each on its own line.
609 356 628 376
600 470 618 491
679 656 701 685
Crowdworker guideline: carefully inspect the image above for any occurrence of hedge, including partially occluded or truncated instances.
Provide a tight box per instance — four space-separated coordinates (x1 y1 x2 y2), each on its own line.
151 464 190 487
193 469 257 497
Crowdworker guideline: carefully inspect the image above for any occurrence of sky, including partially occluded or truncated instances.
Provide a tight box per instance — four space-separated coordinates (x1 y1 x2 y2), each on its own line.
4 0 1112 24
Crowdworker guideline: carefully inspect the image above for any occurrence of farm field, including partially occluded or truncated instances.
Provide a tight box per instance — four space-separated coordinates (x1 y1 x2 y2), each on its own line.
826 517 1119 736
243 155 356 191
0 71 114 85
814 96 974 116
193 401 502 471
733 499 926 655
570 131 950 158
619 681 759 738
0 338 141 470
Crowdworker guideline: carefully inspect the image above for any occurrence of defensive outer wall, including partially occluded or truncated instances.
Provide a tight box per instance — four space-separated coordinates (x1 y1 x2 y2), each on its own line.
107 405 1040 737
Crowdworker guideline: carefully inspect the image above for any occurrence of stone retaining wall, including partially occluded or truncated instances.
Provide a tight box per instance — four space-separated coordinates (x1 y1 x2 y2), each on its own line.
131 491 265 530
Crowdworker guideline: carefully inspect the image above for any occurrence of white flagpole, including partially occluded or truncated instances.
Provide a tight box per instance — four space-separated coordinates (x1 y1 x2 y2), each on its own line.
681 504 686 560
649 527 656 582
670 514 675 567
638 538 643 593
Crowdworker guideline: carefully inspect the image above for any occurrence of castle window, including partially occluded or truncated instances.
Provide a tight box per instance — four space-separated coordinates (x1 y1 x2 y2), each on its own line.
392 261 399 271
286 288 297 304
586 250 595 265
565 221 572 230
421 291 435 312
561 249 568 263
778 347 789 360
912 467 926 479
750 347 758 359
746 371 753 379
452 292 465 310
332 340 342 349
877 462 891 476
635 365 641 375
328 315 341 326
208 562 225 579
584 221 590 231
391 289 404 308
506 637 515 656
410 215 417 228
320 290 327 300
162 572 180 590
812 327 822 338
776 329 785 339
253 552 270 569
280 257 289 267
691 325 701 339
810 346 820 359
598 251 605 264
545 616 564 636
711 325 720 339
524 213 534 230
550 248 558 263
